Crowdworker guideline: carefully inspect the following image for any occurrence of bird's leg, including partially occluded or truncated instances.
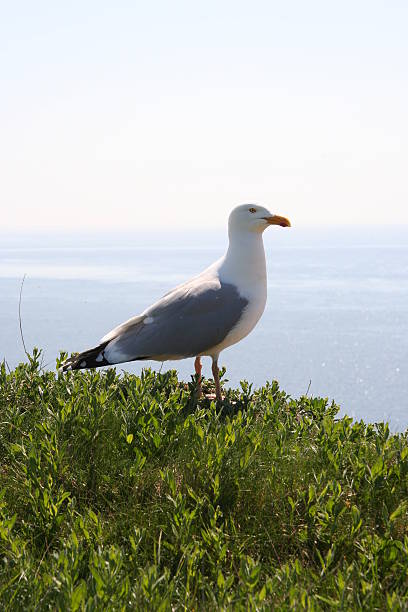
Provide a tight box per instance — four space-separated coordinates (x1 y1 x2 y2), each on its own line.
212 357 223 402
194 356 203 398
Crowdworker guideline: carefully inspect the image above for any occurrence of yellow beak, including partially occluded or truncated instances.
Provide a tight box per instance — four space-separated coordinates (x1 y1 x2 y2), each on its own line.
263 215 291 227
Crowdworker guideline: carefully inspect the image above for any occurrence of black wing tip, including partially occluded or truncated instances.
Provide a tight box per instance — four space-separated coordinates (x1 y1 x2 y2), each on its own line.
61 341 110 372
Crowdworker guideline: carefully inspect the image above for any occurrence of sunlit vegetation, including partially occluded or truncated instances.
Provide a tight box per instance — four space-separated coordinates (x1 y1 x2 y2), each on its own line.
1 349 408 609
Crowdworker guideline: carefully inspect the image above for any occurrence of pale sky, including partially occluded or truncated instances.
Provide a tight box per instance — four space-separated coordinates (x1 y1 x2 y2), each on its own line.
1 0 407 231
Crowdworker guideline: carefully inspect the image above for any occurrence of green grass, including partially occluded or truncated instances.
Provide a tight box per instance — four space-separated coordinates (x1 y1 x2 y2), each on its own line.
1 348 408 610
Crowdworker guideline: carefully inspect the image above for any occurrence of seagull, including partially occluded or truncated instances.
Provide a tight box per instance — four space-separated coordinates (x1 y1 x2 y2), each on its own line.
62 204 291 400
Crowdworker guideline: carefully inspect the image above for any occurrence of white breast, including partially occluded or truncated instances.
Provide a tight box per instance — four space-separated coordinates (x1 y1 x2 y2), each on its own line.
220 292 266 350
202 232 268 357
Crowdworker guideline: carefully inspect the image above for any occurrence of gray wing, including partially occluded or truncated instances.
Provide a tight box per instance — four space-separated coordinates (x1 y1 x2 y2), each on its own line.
103 278 249 363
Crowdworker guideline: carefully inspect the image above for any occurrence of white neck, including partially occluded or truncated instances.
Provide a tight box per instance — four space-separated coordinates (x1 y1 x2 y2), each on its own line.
218 229 267 291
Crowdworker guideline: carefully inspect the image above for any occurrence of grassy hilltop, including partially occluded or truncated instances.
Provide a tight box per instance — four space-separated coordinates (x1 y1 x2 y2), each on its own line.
1 350 408 610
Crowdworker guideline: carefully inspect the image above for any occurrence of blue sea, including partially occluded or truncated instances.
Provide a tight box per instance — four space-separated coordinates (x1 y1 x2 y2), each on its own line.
1 227 407 429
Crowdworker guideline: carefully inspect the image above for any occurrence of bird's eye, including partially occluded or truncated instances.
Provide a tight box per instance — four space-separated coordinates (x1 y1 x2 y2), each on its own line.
249 207 257 213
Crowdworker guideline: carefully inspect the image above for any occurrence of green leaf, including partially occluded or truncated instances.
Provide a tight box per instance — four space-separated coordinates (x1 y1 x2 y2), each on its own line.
90 565 104 591
196 424 204 442
217 570 225 589
390 501 407 522
316 594 339 606
88 509 99 524
351 505 360 527
370 457 384 479
258 584 267 601
71 580 86 611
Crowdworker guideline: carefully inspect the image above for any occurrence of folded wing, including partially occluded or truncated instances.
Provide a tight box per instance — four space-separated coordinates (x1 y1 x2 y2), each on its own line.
103 278 249 363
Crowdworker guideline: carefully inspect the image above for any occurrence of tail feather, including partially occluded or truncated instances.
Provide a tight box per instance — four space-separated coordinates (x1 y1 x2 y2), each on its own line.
62 341 110 371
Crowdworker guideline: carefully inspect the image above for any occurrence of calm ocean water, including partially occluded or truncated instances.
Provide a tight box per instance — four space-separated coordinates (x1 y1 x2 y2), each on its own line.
1 227 407 429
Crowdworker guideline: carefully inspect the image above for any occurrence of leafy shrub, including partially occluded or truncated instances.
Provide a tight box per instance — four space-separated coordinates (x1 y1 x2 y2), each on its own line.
1 350 408 609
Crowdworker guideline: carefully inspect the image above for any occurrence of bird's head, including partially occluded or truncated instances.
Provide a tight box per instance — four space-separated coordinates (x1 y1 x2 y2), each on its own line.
228 204 291 235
